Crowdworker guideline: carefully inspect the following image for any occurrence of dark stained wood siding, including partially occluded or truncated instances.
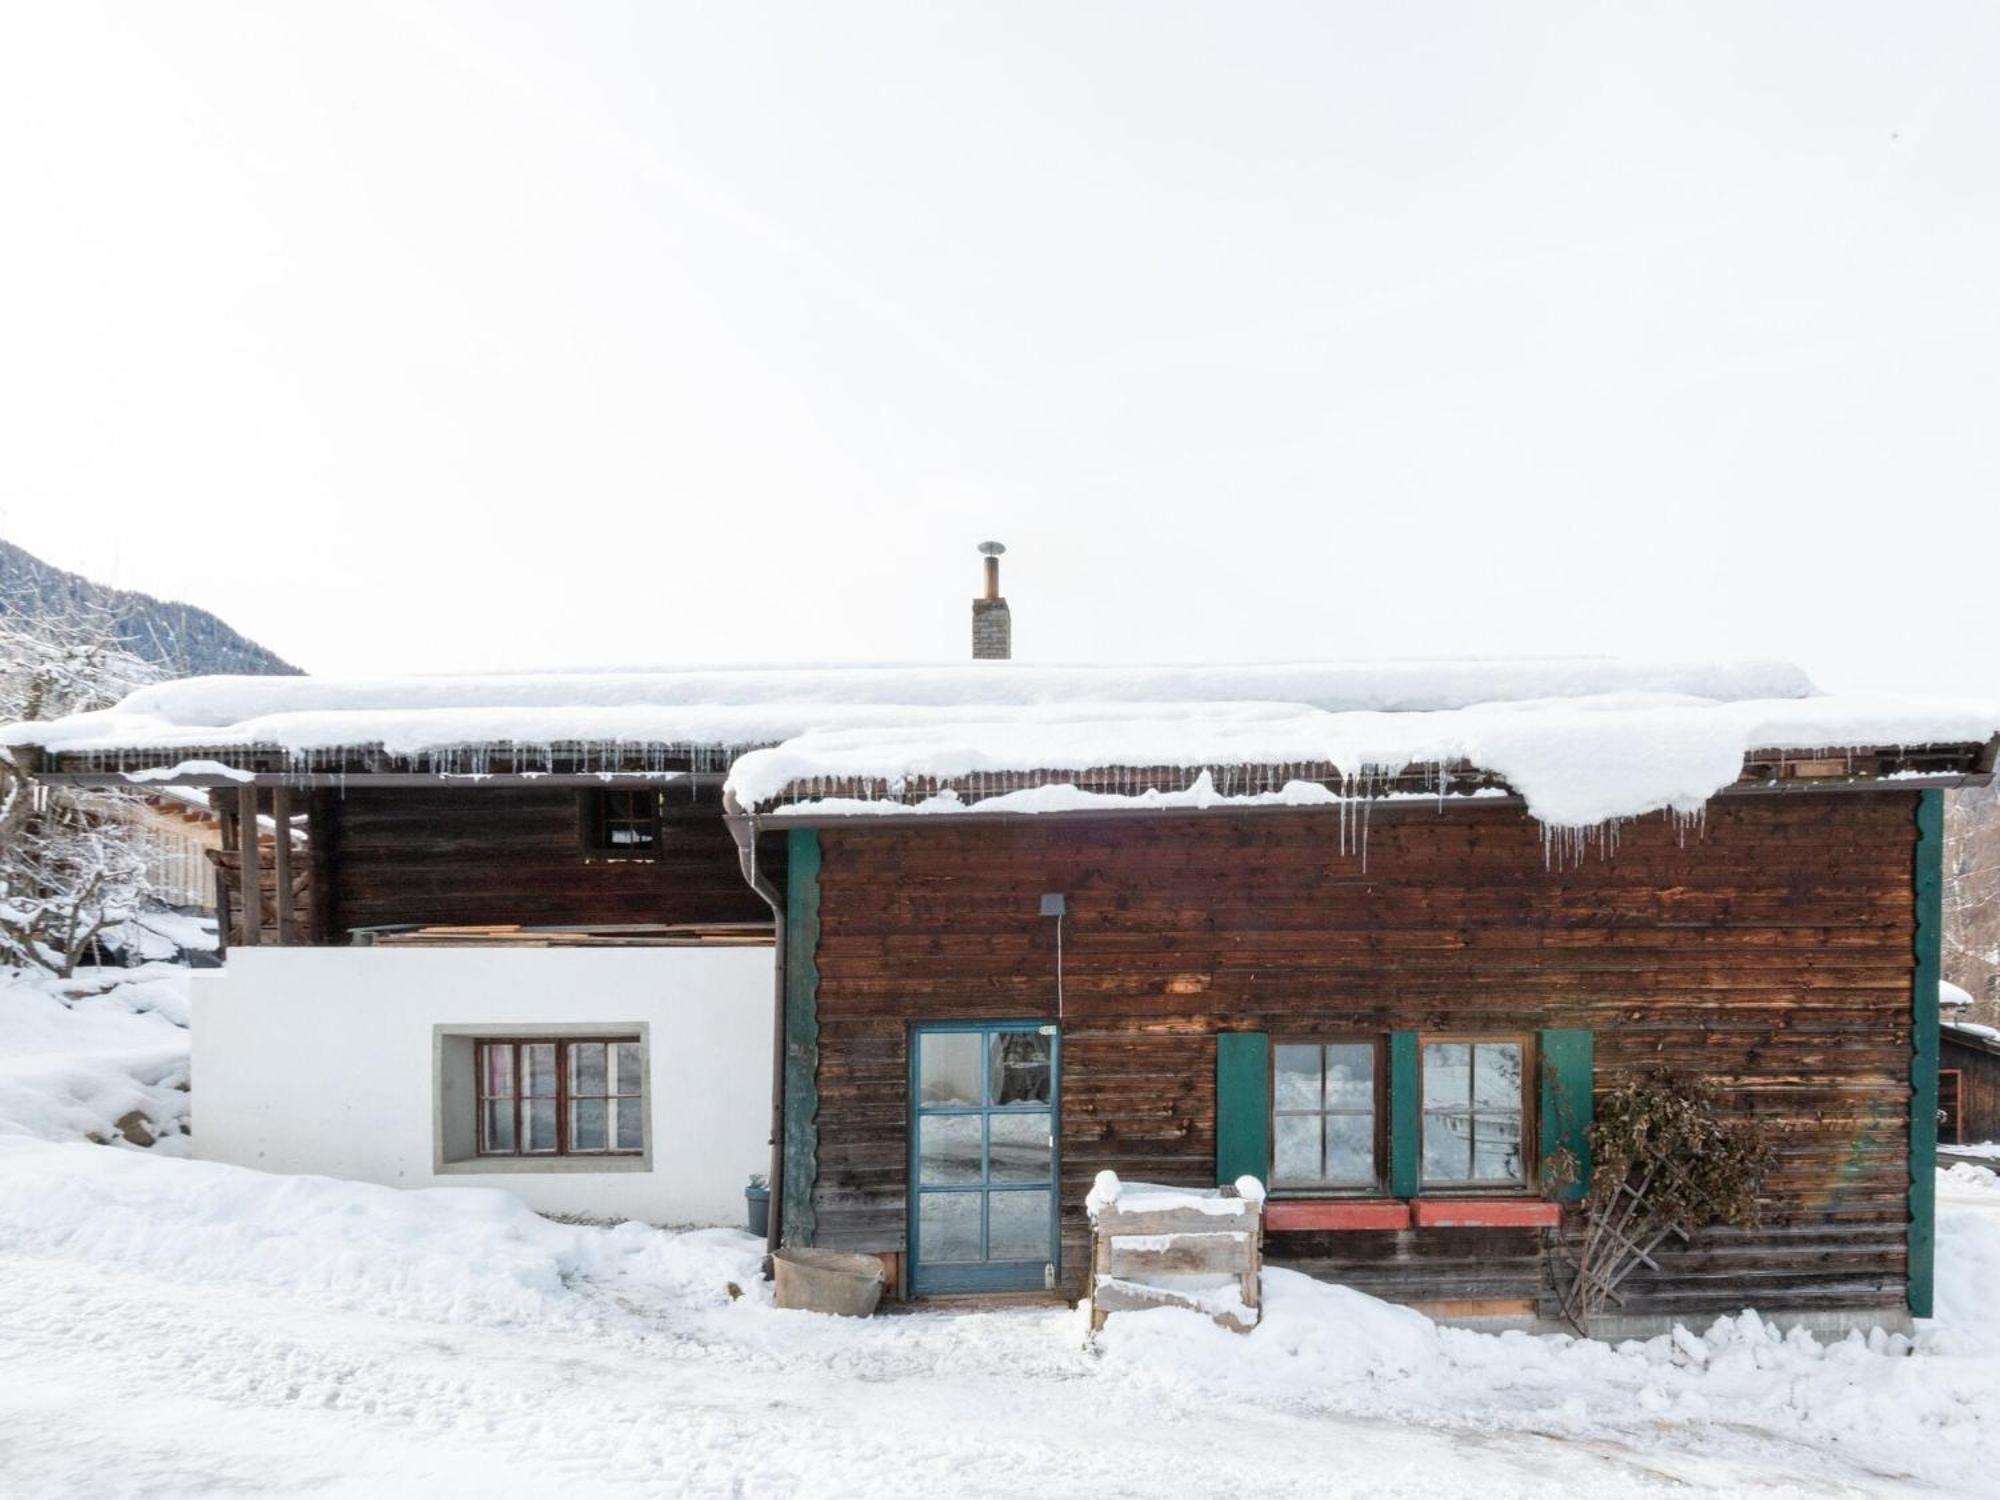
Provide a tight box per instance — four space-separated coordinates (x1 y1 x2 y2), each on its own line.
319 785 775 936
810 793 1919 1321
1941 1033 2000 1144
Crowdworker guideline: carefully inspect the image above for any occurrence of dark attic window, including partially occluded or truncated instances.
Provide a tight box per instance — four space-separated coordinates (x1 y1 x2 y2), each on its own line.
581 788 662 859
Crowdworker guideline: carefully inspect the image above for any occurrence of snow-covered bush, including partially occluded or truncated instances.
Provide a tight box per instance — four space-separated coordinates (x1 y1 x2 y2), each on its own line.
1 609 159 975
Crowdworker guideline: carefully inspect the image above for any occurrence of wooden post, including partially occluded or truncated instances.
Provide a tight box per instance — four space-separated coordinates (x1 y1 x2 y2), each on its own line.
236 784 261 946
306 791 335 946
272 784 295 946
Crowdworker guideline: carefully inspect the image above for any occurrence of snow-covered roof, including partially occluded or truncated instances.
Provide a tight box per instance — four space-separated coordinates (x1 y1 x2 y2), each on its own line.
1942 979 1977 1011
6 657 1996 831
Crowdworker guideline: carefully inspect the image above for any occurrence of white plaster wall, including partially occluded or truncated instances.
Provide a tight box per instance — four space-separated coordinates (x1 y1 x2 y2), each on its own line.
192 947 774 1225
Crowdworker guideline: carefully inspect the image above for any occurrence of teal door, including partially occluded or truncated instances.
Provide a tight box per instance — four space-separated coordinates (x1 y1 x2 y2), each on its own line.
908 1021 1059 1295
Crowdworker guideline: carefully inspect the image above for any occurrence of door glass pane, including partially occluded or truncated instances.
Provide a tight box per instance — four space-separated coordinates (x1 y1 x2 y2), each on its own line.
1471 1113 1523 1182
1273 1044 1322 1109
573 1042 607 1097
1472 1044 1521 1109
1324 1044 1373 1109
1324 1113 1374 1185
919 1114 983 1185
1423 1043 1469 1110
571 1097 608 1152
615 1043 642 1096
988 1031 1051 1105
483 1099 515 1153
919 1032 983 1106
918 1192 982 1263
614 1097 643 1151
1273 1113 1320 1185
987 1190 1051 1261
989 1113 1051 1184
524 1098 558 1154
1422 1113 1470 1182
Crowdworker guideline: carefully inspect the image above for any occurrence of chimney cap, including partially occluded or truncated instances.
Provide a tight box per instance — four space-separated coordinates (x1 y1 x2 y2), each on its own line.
977 540 1007 557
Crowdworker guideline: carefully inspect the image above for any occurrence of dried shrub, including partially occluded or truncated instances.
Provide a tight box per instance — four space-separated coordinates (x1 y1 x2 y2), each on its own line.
1557 1067 1773 1334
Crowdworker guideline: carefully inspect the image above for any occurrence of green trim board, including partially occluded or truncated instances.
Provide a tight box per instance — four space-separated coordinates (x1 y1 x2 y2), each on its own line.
1215 1031 1270 1187
782 827 821 1246
1538 1029 1594 1202
1388 1031 1421 1198
1910 790 1942 1317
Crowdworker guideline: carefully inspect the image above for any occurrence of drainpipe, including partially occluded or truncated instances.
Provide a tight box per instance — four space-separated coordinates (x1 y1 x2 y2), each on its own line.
724 789 787 1260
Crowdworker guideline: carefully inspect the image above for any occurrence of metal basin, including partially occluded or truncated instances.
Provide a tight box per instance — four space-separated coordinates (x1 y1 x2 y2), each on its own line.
773 1247 886 1317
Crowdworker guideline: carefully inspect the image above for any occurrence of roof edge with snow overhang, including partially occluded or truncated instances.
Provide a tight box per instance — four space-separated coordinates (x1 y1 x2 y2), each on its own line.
5 659 1997 832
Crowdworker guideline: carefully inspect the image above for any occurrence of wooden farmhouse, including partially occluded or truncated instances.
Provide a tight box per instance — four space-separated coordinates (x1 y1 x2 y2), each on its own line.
11 561 1999 1336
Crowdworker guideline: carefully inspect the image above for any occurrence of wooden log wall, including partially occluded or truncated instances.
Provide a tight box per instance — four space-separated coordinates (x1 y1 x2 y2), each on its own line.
810 793 1920 1322
315 785 776 938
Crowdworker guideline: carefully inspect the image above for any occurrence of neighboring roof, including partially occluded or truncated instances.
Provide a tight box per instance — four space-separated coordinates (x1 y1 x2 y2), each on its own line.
5 657 1996 831
1943 979 1977 1011
1944 1020 2000 1055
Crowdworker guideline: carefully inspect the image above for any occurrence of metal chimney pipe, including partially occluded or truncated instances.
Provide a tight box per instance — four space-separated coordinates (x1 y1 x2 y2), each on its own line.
973 541 1011 660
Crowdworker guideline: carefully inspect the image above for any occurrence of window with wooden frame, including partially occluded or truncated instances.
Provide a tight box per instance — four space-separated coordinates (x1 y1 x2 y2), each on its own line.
1270 1039 1382 1191
581 789 662 858
476 1038 645 1157
1419 1037 1530 1189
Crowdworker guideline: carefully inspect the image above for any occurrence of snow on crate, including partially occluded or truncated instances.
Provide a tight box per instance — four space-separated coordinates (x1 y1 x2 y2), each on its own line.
7 656 1995 833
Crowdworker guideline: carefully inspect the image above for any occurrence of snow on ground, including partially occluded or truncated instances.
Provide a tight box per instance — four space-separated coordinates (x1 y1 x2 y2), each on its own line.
7 970 2000 1496
0 962 191 1149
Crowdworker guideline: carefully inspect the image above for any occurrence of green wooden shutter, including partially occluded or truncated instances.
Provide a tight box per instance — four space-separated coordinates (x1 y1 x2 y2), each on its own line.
1388 1031 1421 1198
1215 1032 1270 1188
1538 1028 1594 1203
1910 789 1943 1318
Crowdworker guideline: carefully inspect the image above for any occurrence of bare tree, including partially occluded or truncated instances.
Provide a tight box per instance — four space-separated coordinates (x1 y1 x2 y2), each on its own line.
1945 783 2000 1026
1 609 159 975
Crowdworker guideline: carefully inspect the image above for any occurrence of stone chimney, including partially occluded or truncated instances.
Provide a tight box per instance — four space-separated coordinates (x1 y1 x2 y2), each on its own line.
972 541 1011 660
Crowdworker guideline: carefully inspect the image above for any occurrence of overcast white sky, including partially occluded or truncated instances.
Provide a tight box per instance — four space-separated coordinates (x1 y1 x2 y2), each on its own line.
1 3 1995 694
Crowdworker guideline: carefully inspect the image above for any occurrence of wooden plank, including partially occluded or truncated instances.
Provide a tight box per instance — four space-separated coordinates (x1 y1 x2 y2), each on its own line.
1105 1231 1252 1277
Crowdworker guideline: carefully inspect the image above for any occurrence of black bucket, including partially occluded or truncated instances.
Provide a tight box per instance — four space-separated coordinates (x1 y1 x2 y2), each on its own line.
746 1184 771 1238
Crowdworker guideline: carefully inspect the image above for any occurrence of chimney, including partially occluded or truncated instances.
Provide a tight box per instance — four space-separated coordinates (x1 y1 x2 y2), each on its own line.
972 541 1011 660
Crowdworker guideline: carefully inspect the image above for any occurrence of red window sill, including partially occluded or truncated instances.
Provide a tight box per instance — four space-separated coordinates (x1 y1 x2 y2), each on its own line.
1410 1199 1561 1229
1265 1199 1411 1231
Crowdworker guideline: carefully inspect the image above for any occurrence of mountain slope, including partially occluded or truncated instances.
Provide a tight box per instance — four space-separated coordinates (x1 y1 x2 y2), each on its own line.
0 539 298 677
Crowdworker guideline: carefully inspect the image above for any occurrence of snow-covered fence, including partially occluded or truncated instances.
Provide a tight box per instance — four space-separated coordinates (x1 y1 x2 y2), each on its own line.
1084 1172 1264 1333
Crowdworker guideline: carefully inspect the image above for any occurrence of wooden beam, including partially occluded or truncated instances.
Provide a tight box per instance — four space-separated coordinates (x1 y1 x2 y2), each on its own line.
272 784 295 945
781 828 821 1247
236 784 261 946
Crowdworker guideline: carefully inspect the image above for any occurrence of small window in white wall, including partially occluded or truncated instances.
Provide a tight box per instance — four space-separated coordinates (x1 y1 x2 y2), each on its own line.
476 1037 644 1158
